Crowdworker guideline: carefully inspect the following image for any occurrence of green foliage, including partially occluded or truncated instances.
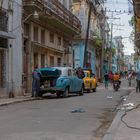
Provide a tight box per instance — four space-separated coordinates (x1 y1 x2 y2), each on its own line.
95 37 103 47
129 16 135 27
111 48 116 56
134 55 140 61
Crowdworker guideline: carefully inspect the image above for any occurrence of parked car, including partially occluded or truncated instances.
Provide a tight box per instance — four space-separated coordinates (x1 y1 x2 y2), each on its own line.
83 69 97 92
37 67 84 97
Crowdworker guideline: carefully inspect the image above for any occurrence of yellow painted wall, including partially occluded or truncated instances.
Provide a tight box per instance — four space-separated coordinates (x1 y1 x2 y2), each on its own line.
136 18 140 32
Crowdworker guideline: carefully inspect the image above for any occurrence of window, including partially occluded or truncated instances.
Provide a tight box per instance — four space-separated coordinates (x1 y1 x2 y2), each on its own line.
33 26 38 42
68 69 72 76
24 24 30 37
57 37 61 46
0 11 8 32
41 54 45 68
34 53 38 69
41 29 45 45
57 58 61 66
49 33 54 43
50 56 54 66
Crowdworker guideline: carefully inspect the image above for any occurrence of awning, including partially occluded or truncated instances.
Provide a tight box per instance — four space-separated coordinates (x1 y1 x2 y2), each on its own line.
0 31 16 39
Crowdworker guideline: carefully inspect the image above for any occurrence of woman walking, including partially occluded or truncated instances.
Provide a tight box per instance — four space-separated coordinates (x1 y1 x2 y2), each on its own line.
104 72 109 89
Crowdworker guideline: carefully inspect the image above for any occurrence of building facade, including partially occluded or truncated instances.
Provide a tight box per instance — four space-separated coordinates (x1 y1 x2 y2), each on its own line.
23 0 81 92
133 0 140 71
0 0 22 97
72 0 106 81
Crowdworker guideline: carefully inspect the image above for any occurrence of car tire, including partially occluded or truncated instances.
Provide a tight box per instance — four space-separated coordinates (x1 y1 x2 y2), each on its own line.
56 91 61 98
63 87 69 98
38 91 43 97
79 86 84 96
93 88 96 92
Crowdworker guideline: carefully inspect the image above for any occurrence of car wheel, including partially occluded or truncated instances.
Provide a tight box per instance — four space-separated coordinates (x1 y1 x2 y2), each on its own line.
56 91 61 98
79 86 84 96
93 88 96 92
63 87 69 98
38 91 43 97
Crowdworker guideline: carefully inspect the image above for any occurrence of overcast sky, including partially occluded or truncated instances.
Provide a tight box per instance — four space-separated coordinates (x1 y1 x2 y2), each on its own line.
105 0 134 55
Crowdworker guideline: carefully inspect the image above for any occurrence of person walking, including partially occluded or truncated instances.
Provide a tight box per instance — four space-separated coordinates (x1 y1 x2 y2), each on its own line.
32 66 41 97
76 67 85 79
136 70 140 93
104 72 109 89
128 72 132 87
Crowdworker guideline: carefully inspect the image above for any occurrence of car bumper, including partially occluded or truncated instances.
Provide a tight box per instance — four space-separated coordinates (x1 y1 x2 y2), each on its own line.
40 87 64 92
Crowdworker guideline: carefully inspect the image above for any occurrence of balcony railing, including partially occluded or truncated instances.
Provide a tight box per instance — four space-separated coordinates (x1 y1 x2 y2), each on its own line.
135 32 140 41
23 0 44 11
23 0 81 34
44 0 81 31
134 0 140 18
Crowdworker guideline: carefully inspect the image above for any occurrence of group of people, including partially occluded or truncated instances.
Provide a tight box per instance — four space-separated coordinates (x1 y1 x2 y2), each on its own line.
104 71 121 89
103 70 140 93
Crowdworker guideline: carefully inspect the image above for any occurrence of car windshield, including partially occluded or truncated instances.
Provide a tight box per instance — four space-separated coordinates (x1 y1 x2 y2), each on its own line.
53 67 73 77
84 71 90 77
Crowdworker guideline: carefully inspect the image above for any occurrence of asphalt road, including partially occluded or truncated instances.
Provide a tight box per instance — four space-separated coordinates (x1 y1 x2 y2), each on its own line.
0 80 132 140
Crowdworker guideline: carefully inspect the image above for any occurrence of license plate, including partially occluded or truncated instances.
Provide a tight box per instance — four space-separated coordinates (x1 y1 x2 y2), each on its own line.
44 81 50 88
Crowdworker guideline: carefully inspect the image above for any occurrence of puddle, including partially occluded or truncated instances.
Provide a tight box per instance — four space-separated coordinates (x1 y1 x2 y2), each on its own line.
93 109 116 138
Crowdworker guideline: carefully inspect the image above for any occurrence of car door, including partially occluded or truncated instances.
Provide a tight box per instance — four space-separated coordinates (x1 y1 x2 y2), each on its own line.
72 70 82 92
67 69 77 92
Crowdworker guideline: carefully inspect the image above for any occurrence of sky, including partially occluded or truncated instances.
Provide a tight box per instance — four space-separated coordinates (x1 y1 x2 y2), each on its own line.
105 0 135 55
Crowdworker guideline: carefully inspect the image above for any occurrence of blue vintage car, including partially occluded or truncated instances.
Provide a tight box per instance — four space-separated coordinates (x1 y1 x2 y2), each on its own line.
37 67 84 97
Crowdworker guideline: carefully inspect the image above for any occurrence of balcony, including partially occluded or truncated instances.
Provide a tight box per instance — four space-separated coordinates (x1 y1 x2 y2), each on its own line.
135 32 140 47
23 0 44 12
134 0 140 18
23 0 81 36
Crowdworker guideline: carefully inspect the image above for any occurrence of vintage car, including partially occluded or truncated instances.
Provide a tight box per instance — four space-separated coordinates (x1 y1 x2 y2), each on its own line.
37 67 84 97
83 69 97 92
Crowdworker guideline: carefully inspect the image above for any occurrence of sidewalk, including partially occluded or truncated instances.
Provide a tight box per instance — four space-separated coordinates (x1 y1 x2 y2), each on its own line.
0 95 36 106
103 87 140 140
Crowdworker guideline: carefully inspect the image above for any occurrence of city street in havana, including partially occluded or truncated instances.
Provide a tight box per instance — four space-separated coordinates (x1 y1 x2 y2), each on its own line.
0 80 133 140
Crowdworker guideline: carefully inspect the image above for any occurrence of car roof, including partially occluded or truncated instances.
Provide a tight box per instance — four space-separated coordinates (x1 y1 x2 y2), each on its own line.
53 67 73 76
53 67 72 70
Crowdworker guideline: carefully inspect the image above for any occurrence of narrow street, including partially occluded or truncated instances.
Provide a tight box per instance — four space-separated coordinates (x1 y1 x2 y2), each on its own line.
0 80 133 140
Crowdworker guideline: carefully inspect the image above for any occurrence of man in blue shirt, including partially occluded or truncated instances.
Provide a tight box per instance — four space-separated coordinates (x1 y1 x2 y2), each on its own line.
32 66 41 97
136 70 140 93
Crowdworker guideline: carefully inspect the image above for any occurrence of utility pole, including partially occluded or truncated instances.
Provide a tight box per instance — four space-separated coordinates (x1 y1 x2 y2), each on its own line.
100 7 107 82
83 2 92 68
107 8 125 72
109 23 113 71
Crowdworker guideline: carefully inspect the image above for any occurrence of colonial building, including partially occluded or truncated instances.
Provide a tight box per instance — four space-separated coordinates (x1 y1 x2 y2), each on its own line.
72 0 106 81
133 0 140 70
0 0 22 97
23 0 81 92
112 36 124 73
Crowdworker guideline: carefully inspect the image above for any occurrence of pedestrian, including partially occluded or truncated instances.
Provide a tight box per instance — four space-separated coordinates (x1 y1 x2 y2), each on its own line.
128 72 132 87
108 71 113 84
104 72 109 89
136 70 140 93
76 67 85 79
32 66 41 97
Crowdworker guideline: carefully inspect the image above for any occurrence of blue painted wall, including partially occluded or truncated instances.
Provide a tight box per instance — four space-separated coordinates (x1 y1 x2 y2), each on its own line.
73 42 96 73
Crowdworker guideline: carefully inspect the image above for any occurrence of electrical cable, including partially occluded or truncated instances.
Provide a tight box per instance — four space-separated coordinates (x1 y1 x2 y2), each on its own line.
121 103 140 130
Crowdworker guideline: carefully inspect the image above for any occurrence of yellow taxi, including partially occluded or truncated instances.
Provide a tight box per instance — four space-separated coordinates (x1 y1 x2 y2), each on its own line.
83 69 97 92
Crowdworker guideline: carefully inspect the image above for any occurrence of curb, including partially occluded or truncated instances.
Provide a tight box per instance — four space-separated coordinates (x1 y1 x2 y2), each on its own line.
102 110 125 140
0 98 38 107
102 89 134 140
